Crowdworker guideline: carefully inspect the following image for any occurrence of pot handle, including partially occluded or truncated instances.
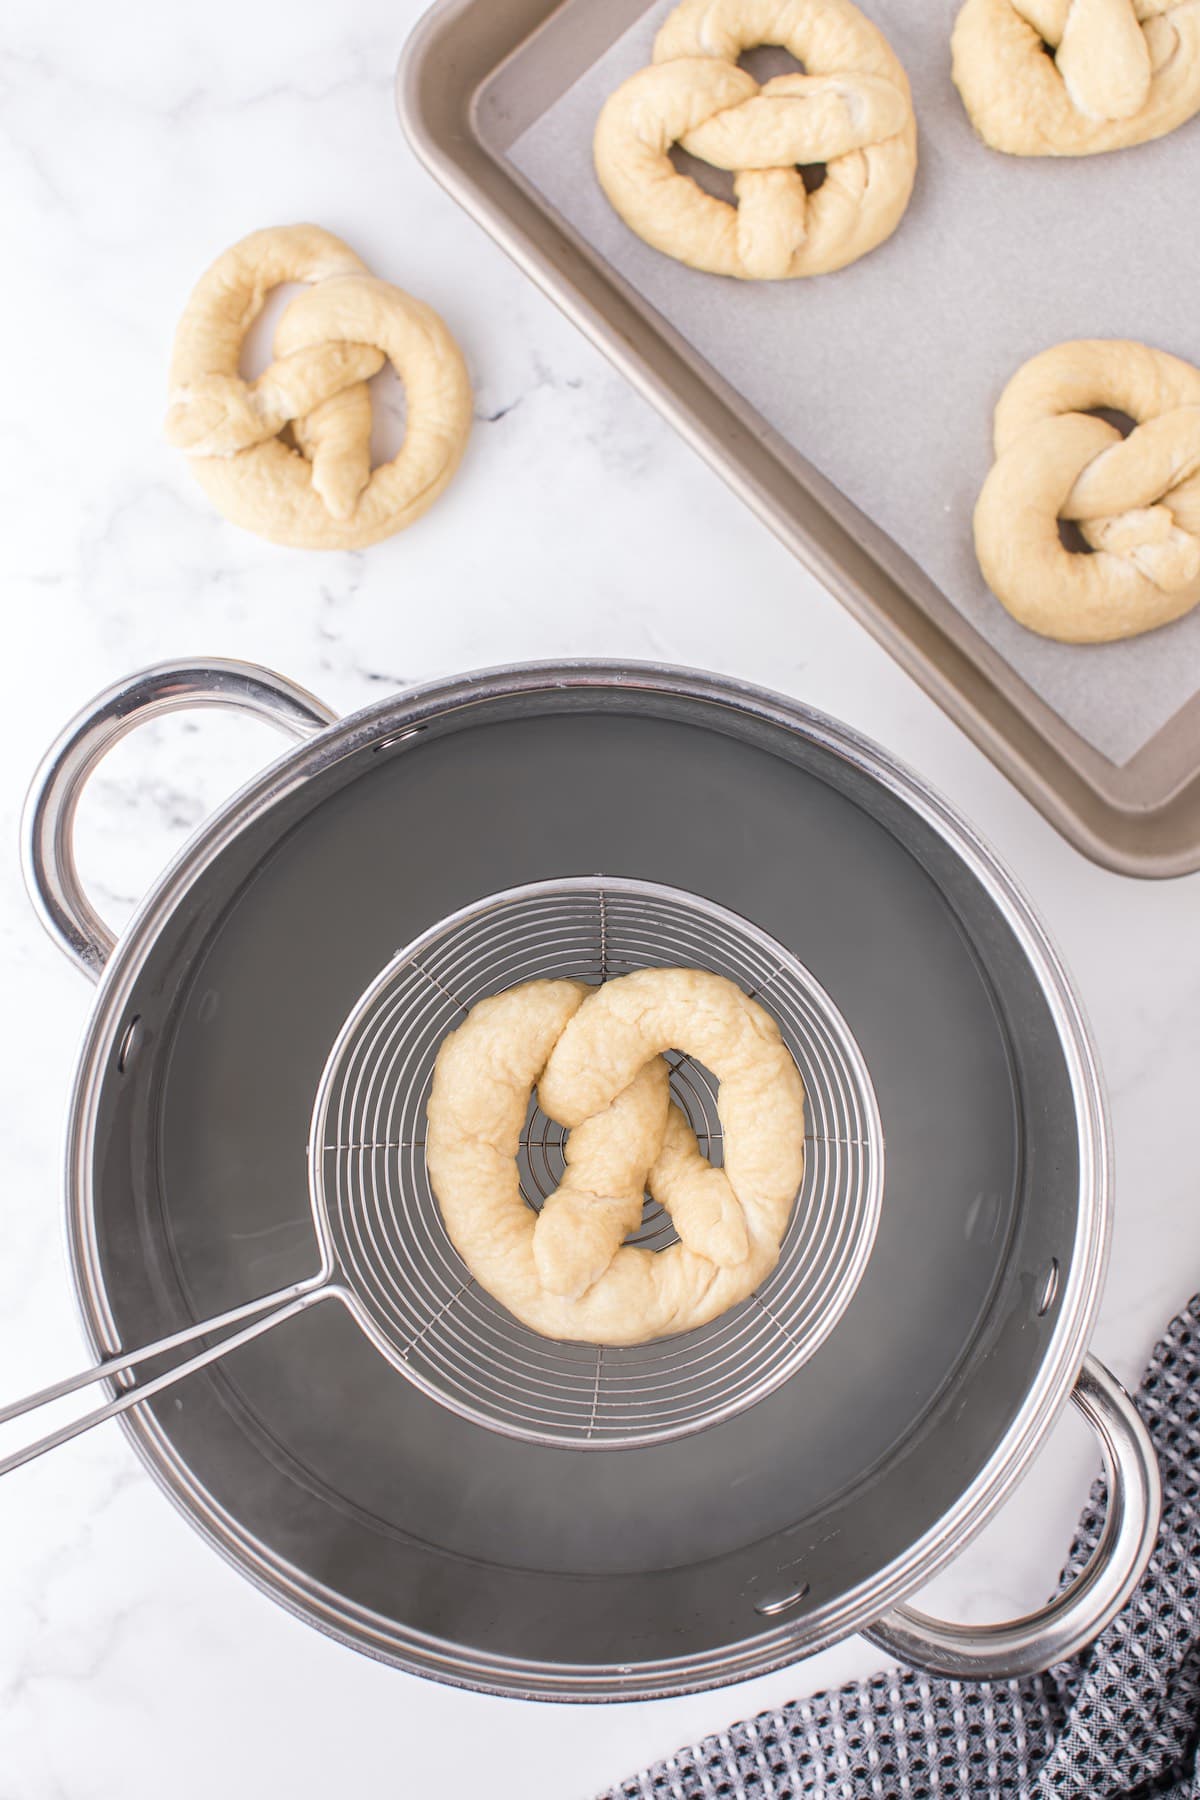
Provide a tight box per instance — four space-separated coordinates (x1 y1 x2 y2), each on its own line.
22 659 337 982
865 1355 1160 1680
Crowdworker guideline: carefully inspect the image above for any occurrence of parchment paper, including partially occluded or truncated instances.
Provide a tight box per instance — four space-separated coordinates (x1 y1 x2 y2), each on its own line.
509 0 1200 765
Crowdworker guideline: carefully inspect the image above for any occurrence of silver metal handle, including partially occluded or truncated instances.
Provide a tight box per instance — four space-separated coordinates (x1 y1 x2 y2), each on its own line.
865 1355 1161 1679
0 1280 334 1479
22 658 337 981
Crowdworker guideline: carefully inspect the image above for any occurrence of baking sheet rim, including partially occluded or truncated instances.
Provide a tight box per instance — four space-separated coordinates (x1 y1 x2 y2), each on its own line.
395 0 1200 878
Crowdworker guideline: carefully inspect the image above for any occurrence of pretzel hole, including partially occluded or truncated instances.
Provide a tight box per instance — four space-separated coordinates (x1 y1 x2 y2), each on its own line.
669 143 737 203
1089 406 1137 438
1057 518 1094 554
737 44 806 81
238 281 308 380
668 144 826 201
367 362 408 468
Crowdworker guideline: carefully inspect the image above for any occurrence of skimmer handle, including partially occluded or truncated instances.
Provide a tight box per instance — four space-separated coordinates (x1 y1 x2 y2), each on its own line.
0 1280 332 1479
865 1355 1161 1678
23 659 337 980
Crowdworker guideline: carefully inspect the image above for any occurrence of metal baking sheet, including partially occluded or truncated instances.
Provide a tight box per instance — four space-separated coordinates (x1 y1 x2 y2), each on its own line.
398 0 1200 876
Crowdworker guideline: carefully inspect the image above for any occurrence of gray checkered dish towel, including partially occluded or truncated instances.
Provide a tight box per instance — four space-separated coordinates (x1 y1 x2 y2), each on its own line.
608 1295 1200 1800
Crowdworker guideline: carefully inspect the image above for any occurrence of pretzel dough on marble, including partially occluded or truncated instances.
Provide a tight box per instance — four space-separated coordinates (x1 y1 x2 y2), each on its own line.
166 225 471 549
425 969 806 1344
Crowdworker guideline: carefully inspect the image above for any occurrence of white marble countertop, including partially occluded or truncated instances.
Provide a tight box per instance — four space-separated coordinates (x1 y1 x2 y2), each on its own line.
2 2 1198 1794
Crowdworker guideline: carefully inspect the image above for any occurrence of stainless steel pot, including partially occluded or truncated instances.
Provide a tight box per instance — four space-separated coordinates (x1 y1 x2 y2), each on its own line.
20 657 1159 1700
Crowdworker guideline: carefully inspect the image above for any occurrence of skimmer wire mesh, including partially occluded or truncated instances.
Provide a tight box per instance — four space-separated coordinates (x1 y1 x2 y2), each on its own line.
309 878 883 1449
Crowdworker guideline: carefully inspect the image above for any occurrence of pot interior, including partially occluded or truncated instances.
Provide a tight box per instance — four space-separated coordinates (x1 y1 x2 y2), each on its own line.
81 683 1087 1696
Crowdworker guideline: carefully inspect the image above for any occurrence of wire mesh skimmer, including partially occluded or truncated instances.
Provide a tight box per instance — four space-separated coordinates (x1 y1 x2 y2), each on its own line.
0 877 883 1470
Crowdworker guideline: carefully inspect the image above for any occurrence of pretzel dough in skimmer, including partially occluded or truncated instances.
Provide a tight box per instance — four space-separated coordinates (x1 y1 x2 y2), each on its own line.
425 969 806 1344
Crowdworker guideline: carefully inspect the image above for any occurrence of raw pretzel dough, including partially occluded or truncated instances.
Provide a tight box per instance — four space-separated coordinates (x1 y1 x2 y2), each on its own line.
425 969 806 1344
974 339 1200 642
952 0 1200 155
593 0 917 280
166 225 472 549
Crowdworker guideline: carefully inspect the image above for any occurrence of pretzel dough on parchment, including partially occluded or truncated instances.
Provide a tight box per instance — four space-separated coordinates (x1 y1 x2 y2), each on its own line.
593 0 917 280
975 339 1200 642
952 0 1200 156
425 969 806 1345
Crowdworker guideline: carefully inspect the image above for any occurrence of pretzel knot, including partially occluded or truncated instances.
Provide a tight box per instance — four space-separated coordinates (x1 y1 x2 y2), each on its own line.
166 226 472 550
975 341 1200 643
426 969 806 1345
593 0 917 280
953 0 1200 155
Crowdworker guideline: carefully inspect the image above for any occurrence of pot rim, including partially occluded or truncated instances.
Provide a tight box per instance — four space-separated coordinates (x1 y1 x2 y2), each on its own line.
58 657 1110 1701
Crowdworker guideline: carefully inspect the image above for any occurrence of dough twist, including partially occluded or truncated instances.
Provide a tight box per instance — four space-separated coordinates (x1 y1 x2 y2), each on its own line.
975 340 1200 643
953 0 1200 155
166 225 472 549
593 0 917 280
425 969 806 1344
